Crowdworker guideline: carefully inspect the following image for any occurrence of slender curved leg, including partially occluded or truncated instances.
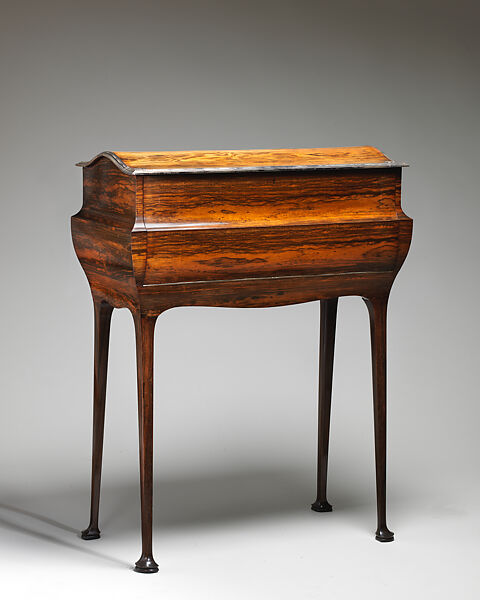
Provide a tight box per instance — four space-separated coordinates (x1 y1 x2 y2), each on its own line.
81 297 113 540
133 312 159 573
364 295 394 542
312 298 338 513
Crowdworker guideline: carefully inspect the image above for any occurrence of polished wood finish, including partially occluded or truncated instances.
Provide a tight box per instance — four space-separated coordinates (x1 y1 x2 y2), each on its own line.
71 146 412 573
364 295 394 542
77 146 405 175
81 297 113 541
144 220 400 285
116 146 391 170
133 312 159 573
142 169 400 229
312 298 338 513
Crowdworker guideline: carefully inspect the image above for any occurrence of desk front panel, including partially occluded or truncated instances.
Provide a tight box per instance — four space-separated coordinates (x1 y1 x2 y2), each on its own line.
139 169 403 285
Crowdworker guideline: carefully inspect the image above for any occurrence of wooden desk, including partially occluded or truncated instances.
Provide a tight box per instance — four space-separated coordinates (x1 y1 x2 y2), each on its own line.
71 146 412 573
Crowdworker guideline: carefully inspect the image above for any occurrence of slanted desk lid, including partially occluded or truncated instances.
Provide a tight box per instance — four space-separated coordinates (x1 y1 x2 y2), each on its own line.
76 146 407 175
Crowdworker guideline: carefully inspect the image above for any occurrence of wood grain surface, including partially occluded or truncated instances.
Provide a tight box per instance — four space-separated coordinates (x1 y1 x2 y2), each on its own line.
71 156 412 307
71 159 140 308
76 146 405 175
115 146 389 169
143 220 403 285
142 170 399 230
72 147 412 573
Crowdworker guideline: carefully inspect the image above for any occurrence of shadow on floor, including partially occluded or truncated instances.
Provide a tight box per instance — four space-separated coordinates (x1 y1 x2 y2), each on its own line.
0 465 413 566
0 466 314 532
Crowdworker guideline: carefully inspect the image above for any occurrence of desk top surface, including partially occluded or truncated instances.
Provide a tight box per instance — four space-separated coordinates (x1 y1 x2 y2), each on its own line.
77 146 407 175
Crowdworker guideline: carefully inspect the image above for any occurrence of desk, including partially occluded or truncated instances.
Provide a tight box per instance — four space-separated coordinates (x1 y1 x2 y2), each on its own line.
72 146 412 573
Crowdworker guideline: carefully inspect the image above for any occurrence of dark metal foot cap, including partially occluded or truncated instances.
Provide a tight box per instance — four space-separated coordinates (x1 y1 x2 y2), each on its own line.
81 527 101 540
134 556 159 574
375 528 394 542
311 500 333 513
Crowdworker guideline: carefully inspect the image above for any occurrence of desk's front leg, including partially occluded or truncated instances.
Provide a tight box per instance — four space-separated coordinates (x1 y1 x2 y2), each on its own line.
81 297 113 541
364 295 394 542
312 298 338 513
133 311 159 573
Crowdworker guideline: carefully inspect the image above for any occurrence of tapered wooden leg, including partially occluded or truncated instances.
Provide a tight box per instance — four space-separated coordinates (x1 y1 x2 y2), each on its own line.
312 298 338 513
364 295 394 542
133 312 159 574
81 297 113 540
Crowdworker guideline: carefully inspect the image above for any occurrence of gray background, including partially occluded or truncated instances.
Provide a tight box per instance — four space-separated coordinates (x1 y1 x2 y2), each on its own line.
0 0 478 598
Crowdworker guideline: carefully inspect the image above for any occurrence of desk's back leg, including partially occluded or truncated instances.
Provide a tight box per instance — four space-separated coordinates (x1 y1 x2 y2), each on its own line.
312 298 338 513
133 311 159 574
81 297 113 540
364 295 394 542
